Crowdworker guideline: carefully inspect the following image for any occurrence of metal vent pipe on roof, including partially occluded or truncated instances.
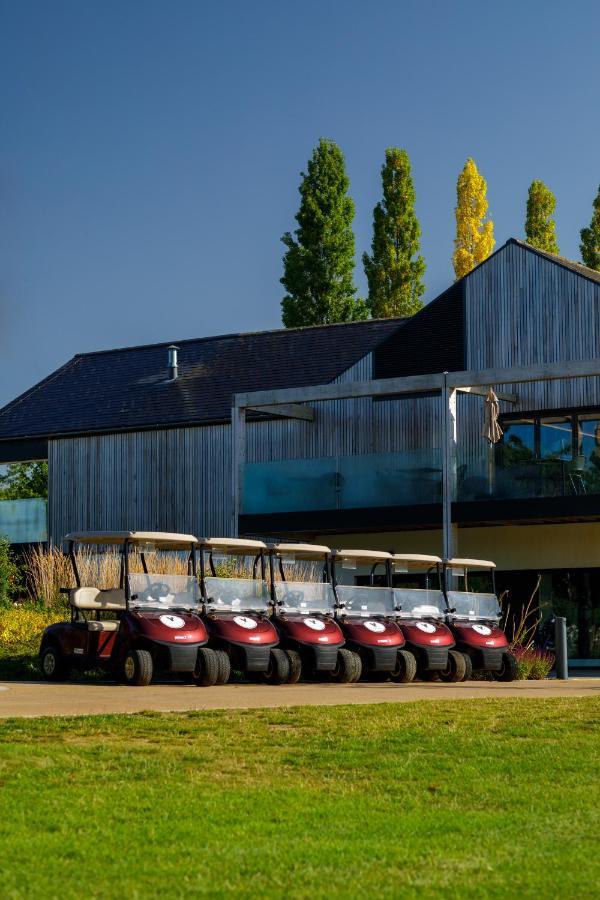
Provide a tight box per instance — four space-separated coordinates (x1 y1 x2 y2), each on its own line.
167 345 179 380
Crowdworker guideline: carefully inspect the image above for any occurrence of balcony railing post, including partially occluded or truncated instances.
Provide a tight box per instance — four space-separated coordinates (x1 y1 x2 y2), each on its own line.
441 378 457 560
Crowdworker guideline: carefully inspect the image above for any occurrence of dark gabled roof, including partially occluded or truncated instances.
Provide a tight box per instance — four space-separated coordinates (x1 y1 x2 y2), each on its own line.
373 280 464 379
0 318 405 440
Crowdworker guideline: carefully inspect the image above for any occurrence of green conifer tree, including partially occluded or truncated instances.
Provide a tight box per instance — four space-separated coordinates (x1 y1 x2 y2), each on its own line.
281 139 365 327
580 185 600 271
524 180 559 254
363 148 425 318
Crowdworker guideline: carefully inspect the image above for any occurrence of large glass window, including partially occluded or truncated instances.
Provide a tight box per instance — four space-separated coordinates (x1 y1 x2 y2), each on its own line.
539 417 573 461
499 419 536 467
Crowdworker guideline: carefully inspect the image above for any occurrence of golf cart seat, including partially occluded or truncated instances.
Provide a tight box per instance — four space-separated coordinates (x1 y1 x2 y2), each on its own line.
70 587 127 611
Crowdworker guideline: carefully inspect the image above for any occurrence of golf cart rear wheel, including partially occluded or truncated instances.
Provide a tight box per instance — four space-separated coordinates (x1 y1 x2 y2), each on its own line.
492 651 518 682
40 645 69 682
391 649 417 684
263 649 290 686
214 649 231 685
122 649 153 686
285 649 302 684
439 650 467 683
461 652 473 681
195 648 218 687
331 649 362 684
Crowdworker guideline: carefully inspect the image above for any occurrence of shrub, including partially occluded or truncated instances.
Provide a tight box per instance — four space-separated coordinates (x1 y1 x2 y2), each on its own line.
512 645 555 680
0 537 21 608
0 604 65 654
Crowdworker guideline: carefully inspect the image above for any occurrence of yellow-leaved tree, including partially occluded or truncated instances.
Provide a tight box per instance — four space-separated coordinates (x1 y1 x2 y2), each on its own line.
453 158 495 279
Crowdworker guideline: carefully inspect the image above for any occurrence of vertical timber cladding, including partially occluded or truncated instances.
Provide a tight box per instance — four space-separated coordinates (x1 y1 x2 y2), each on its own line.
48 425 232 544
464 241 600 410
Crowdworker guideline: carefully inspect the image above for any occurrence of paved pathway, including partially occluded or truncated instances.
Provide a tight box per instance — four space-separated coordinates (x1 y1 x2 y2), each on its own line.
0 678 598 719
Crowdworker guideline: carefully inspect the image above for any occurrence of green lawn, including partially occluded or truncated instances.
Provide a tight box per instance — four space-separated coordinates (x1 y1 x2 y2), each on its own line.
0 699 598 898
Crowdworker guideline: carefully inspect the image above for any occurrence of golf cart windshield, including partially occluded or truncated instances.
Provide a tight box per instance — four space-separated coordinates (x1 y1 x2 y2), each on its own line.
205 577 270 613
128 573 199 611
393 588 446 619
336 585 397 617
446 591 500 621
273 581 336 615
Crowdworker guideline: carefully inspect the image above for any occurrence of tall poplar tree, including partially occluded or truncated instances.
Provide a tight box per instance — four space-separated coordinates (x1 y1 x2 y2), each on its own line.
524 180 559 254
452 158 495 280
363 148 425 318
281 139 364 327
580 185 600 271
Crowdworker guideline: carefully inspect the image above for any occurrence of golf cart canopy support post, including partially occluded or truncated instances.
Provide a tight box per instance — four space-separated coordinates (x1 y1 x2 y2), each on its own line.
232 358 600 557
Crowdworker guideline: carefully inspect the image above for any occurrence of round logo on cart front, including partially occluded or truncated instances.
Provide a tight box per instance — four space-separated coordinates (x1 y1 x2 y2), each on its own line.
415 621 436 634
472 623 492 636
233 615 258 629
304 617 326 631
160 615 185 629
363 621 386 633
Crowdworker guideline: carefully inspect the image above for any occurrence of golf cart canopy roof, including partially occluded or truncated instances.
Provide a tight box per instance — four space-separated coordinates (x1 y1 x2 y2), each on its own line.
392 553 442 566
64 531 198 549
445 557 496 569
333 549 392 563
201 537 267 553
272 542 331 560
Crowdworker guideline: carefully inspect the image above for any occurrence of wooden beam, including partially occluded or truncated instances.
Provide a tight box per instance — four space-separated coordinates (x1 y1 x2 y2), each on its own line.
236 372 446 408
449 358 600 389
441 383 457 561
246 403 315 421
231 406 246 538
456 386 517 404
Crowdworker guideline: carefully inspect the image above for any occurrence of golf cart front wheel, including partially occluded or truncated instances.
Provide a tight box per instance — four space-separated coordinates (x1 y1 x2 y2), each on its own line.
438 649 467 683
40 645 69 682
285 649 302 684
194 647 218 687
461 652 473 681
213 649 231 685
331 649 362 684
391 649 417 683
492 651 518 682
263 649 290 685
122 649 153 686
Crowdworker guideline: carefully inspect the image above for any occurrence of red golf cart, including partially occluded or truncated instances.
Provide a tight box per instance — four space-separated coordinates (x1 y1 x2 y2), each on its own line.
330 549 405 680
442 558 517 681
390 554 461 682
198 538 288 685
39 531 217 686
268 542 350 683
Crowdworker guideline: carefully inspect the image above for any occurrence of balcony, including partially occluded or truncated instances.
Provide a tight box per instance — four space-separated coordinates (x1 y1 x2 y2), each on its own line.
242 450 442 515
0 498 48 544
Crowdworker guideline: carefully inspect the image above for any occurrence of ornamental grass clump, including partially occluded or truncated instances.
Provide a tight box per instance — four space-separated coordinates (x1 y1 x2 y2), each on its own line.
511 645 555 680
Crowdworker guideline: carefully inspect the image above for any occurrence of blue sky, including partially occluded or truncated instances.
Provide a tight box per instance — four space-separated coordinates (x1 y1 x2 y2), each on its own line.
0 0 598 405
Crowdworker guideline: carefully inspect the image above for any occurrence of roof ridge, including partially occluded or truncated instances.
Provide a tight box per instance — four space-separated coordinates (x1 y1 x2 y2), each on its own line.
507 238 600 283
72 315 408 360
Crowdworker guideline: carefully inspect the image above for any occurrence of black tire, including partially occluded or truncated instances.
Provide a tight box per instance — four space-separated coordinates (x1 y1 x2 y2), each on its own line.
391 649 417 684
285 649 302 684
330 648 362 684
263 648 290 686
461 652 473 681
439 649 467 683
214 649 231 685
194 647 218 687
492 651 518 682
122 648 153 686
40 644 70 682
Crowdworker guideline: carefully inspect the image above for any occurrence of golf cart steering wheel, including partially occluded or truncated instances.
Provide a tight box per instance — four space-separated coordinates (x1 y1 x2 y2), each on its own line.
281 590 304 607
143 582 171 602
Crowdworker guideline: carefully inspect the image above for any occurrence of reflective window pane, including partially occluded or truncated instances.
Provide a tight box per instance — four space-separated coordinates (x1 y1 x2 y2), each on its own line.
539 417 572 461
499 420 535 467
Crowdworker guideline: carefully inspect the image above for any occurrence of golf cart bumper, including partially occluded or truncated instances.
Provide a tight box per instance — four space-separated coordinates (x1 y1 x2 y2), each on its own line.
154 641 203 673
364 646 399 672
420 647 450 671
239 645 272 672
311 644 342 671
472 647 503 671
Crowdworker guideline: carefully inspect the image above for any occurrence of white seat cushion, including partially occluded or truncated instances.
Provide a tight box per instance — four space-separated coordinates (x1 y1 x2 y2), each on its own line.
71 588 126 611
87 620 120 632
